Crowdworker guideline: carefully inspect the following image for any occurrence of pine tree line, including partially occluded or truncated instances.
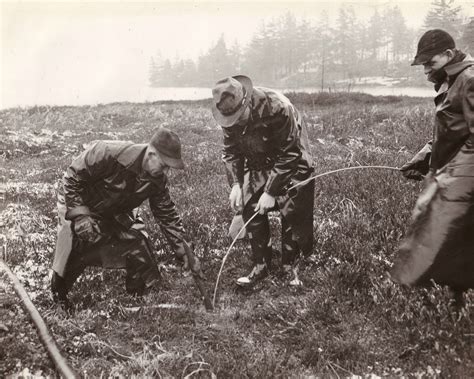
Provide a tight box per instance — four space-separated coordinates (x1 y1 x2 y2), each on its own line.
149 1 473 88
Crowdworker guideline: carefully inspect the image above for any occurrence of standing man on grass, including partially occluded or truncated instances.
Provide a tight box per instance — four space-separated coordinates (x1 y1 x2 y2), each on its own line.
392 30 474 304
51 126 202 308
211 75 315 286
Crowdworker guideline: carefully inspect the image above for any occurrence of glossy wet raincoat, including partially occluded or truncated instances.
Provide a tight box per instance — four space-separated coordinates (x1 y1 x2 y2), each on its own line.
53 140 188 290
222 87 315 265
391 54 474 290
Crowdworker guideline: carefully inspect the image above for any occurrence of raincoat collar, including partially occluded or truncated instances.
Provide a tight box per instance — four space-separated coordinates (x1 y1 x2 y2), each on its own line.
434 54 473 95
116 143 168 184
445 54 474 77
116 143 147 175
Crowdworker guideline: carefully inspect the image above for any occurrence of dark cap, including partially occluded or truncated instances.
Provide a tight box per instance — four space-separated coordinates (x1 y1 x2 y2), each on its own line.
411 29 455 66
150 126 185 169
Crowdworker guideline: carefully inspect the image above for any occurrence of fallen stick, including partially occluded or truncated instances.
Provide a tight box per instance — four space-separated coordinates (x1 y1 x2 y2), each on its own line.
183 241 213 311
0 258 77 379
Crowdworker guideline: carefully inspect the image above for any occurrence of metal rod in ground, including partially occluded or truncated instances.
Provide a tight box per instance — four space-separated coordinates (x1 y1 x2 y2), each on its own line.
0 258 77 379
183 241 213 311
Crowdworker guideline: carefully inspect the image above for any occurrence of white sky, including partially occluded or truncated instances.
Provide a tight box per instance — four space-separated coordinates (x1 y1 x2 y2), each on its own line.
1 0 472 108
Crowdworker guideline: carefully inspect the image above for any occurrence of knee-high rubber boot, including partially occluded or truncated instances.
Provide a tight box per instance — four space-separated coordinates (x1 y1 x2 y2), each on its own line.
51 269 84 311
124 237 160 296
281 218 300 266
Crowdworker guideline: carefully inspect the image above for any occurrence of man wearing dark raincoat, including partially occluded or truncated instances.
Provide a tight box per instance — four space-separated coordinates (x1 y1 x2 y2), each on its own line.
51 126 200 306
211 75 314 286
392 29 474 297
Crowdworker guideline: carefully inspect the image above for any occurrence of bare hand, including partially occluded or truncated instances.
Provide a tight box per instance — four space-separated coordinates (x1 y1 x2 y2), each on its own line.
229 184 243 212
254 192 275 215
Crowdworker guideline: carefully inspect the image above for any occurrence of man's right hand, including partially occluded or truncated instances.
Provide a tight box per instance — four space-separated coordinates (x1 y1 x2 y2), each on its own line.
400 143 432 181
399 162 426 181
229 184 243 212
73 215 102 243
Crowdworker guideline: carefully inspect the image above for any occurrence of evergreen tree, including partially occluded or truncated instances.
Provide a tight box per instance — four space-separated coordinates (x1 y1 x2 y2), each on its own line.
381 6 414 78
148 57 159 87
242 21 279 83
424 0 463 39
316 10 334 90
181 59 197 86
229 40 243 72
295 18 314 81
367 9 384 60
280 12 299 77
197 34 235 84
173 59 185 86
460 18 474 52
334 5 359 79
160 59 174 86
147 8 434 87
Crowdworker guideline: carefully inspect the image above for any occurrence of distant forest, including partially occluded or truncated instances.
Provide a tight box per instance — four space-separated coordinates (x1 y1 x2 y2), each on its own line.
149 0 474 89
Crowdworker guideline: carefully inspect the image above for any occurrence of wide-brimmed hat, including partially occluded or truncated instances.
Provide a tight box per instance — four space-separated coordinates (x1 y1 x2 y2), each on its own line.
411 29 455 66
150 126 185 169
211 75 253 127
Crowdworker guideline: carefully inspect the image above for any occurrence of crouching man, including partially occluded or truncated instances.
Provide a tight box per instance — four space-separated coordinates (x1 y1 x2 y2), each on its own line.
51 126 201 307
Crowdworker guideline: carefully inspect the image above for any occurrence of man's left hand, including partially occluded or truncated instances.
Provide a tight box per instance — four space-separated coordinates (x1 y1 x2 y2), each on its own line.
254 192 276 215
182 249 205 280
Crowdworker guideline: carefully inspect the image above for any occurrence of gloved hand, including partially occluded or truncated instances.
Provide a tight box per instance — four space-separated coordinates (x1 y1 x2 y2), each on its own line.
73 215 102 243
400 143 432 181
400 161 429 181
180 242 206 280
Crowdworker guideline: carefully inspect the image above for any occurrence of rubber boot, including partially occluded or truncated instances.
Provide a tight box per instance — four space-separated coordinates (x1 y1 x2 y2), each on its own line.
51 272 72 311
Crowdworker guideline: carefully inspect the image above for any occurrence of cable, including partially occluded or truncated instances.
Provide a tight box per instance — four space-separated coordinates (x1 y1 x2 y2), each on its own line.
212 165 400 307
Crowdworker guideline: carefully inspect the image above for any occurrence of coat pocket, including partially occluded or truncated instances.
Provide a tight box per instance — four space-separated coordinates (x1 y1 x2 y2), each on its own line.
447 163 474 177
438 171 474 202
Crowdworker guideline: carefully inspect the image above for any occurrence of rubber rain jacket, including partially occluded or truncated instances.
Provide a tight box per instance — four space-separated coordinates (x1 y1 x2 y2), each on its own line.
222 87 314 264
391 54 474 290
53 141 188 286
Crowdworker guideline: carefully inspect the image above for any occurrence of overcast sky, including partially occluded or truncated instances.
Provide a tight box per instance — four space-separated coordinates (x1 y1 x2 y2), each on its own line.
1 0 473 109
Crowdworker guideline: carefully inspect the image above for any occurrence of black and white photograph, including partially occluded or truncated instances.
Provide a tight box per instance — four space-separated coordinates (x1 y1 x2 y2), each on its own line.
0 0 473 377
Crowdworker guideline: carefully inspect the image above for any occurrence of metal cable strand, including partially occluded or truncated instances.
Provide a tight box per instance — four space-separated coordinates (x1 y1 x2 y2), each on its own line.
212 165 400 307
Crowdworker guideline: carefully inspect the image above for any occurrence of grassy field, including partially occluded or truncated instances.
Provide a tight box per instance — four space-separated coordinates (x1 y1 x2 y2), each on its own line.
0 93 472 378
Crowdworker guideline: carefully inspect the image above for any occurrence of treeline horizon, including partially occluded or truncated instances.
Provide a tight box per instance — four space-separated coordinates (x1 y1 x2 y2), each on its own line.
149 0 474 89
